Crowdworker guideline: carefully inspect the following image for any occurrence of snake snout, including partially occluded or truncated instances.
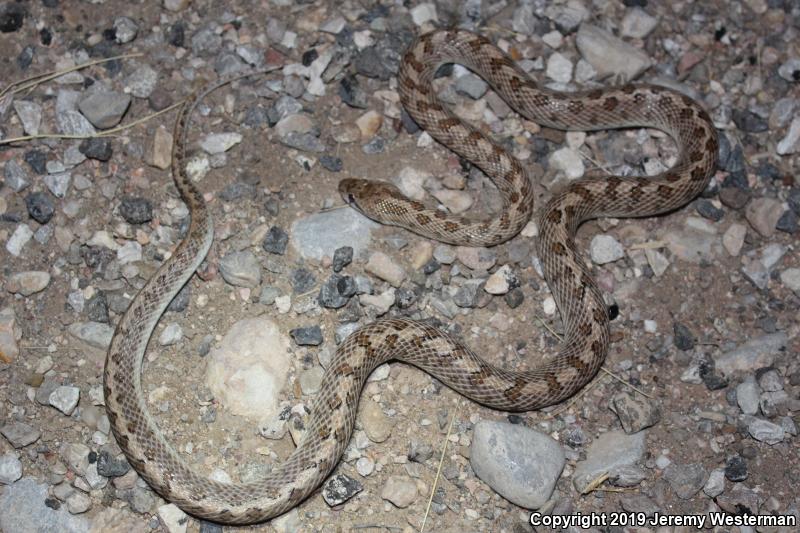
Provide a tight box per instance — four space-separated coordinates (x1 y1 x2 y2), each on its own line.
338 179 367 211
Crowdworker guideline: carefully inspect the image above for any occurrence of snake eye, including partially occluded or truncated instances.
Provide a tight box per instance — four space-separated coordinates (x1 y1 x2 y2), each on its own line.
347 193 357 205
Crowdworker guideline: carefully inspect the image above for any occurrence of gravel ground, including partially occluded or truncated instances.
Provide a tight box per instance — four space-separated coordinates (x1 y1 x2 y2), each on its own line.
1 1 799 532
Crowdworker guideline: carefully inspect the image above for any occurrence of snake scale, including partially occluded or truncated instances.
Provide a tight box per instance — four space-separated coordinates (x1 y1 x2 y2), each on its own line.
104 29 718 524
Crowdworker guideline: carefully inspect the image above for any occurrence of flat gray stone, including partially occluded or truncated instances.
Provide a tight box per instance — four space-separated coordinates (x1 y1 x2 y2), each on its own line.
470 420 564 509
576 23 652 82
67 322 115 349
573 430 647 493
290 208 378 261
714 333 788 376
0 477 90 533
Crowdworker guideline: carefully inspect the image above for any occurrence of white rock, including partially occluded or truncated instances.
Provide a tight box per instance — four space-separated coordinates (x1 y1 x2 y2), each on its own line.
158 323 183 346
205 318 291 420
431 189 473 213
49 386 80 415
410 3 437 26
576 23 652 82
0 453 22 484
546 52 573 83
590 234 625 264
485 265 515 295
620 7 659 39
158 503 188 533
359 288 395 315
66 492 91 514
395 167 430 201
6 224 34 257
549 147 584 180
542 296 557 315
199 133 242 154
780 268 800 294
365 252 406 287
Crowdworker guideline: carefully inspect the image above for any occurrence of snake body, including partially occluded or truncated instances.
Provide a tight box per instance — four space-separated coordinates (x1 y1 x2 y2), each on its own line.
104 29 718 524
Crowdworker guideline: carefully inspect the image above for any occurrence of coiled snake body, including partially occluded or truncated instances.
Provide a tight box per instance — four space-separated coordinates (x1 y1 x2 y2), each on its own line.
104 30 718 524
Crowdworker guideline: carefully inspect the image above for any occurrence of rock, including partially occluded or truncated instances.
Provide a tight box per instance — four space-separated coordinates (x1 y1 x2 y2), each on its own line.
356 110 383 140
746 417 785 445
289 326 323 346
544 1 589 33
663 228 716 263
6 271 51 296
68 321 114 349
590 234 625 264
431 189 473 213
455 72 488 99
4 160 30 192
716 484 760 515
549 147 585 180
262 226 289 255
410 3 437 25
609 391 660 433
663 463 707 499
322 474 363 506
780 268 800 294
6 224 34 257
291 208 378 261
25 191 55 224
218 251 261 288
274 113 315 137
205 318 291 420
158 323 183 346
13 100 42 135
361 400 394 443
365 252 406 287
745 197 784 237
573 430 646 493
119 196 153 224
0 453 23 484
0 422 40 448
158 503 188 533
78 91 131 129
546 52 573 83
714 333 787 376
576 23 651 82
333 246 353 272
318 274 353 309
49 386 80 415
66 492 91 514
78 138 112 161
485 265 517 295
704 468 726 497
359 288 395 315
298 367 324 395
470 420 564 509
725 455 748 482
722 223 747 256
456 246 496 271
0 477 89 533
620 7 658 38
147 126 173 169
736 377 760 415
380 476 417 508
645 248 669 276
777 116 800 155
200 132 242 154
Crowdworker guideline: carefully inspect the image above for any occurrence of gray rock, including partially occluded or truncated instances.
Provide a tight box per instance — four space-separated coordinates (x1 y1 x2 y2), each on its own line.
703 468 725 497
289 326 323 346
777 116 800 155
278 131 327 152
290 208 378 261
322 473 363 506
746 417 785 445
609 391 661 433
4 159 30 191
714 333 787 376
218 251 261 288
778 57 800 82
56 90 97 136
590 234 625 264
6 224 34 257
113 16 138 43
78 91 131 129
49 386 80 415
455 72 488 99
544 1 589 32
470 420 564 509
44 171 71 198
126 65 158 98
0 422 40 448
158 323 183 346
573 430 646 493
13 100 43 135
0 453 22 484
620 7 659 39
736 377 761 415
576 23 652 82
380 475 417 508
0 477 90 533
68 322 114 349
662 463 707 499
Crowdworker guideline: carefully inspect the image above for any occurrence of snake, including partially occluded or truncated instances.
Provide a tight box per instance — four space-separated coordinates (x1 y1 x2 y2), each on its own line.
104 29 718 524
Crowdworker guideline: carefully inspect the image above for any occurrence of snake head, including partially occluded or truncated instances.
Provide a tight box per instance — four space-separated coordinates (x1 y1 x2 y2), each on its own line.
338 178 369 213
